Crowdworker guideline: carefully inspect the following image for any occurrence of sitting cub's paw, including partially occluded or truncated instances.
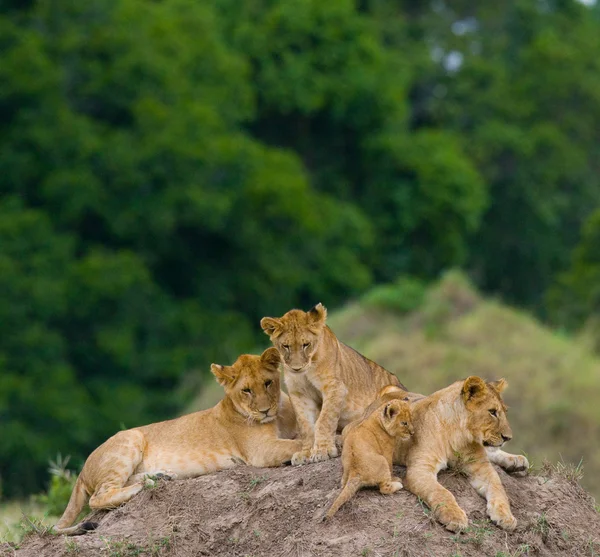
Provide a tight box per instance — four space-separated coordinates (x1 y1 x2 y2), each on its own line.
309 443 338 463
437 506 469 532
291 449 312 466
379 480 403 494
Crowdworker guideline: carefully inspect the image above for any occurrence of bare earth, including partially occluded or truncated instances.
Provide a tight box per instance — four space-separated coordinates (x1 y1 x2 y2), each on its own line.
5 459 600 557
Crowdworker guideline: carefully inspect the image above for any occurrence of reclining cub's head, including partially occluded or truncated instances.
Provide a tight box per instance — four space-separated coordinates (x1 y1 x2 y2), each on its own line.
211 348 282 423
260 303 327 374
461 376 512 448
378 400 414 440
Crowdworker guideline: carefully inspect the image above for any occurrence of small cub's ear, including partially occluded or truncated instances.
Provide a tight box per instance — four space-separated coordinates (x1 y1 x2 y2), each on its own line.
308 303 327 325
383 401 399 420
210 363 237 387
260 316 282 336
489 378 508 393
260 347 281 371
462 376 486 401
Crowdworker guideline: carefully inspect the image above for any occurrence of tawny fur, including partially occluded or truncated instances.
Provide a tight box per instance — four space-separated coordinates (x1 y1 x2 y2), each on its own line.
261 303 405 465
386 378 527 532
325 399 414 519
54 348 301 535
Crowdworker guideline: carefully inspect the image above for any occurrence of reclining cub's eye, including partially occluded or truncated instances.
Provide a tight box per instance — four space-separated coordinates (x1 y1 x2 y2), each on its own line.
242 388 253 394
282 344 290 350
489 409 497 417
264 380 273 388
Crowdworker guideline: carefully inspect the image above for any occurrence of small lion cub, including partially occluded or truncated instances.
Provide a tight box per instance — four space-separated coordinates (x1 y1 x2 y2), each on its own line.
325 399 414 519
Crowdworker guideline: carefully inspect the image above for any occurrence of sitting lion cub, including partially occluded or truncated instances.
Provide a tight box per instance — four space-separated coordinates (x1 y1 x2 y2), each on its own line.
261 303 405 465
387 377 527 532
325 399 414 519
54 348 301 535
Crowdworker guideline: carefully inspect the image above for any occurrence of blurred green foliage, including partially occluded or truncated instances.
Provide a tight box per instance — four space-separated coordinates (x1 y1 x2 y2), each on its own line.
1 0 599 496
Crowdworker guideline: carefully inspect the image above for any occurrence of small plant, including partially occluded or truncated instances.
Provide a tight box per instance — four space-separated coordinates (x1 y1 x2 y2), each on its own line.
451 520 492 547
100 536 145 557
18 514 52 538
450 451 476 477
253 529 261 538
553 456 584 483
33 454 77 516
533 512 550 543
65 538 81 554
361 548 372 556
495 547 530 557
248 475 268 490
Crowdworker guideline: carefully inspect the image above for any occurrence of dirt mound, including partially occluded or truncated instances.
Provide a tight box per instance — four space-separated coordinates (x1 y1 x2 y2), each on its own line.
6 460 600 557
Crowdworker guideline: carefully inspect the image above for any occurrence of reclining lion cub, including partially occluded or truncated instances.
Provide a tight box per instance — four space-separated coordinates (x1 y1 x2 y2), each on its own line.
325 399 414 519
261 303 405 465
382 378 527 532
54 348 301 535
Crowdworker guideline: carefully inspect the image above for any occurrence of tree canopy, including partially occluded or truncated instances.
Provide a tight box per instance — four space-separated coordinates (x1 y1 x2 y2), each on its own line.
1 0 599 496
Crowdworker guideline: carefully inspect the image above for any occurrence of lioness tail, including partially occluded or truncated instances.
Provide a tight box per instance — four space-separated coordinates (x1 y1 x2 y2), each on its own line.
53 476 94 536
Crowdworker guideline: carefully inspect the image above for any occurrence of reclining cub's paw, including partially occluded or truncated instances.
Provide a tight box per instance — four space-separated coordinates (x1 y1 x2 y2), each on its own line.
309 443 338 463
438 506 469 532
489 509 517 531
291 449 312 466
507 455 529 477
379 480 403 494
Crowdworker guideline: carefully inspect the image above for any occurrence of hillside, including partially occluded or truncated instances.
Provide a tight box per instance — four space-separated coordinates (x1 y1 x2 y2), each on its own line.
7 459 600 557
191 272 600 499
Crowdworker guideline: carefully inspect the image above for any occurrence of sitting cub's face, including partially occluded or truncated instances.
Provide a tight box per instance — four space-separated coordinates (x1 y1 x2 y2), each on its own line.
211 348 282 423
260 303 327 374
462 376 513 448
379 399 414 440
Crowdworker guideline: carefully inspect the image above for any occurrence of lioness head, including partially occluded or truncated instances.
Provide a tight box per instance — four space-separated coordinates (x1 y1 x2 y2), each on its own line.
211 348 282 423
260 303 327 374
379 399 414 440
461 376 512 448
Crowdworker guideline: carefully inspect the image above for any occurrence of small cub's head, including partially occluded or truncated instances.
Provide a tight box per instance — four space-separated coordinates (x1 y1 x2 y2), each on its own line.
260 303 327 374
211 348 282 423
379 399 414 440
461 376 512 448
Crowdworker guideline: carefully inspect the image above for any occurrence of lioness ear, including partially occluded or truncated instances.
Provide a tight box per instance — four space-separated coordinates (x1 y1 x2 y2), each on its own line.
383 401 399 420
260 317 282 336
308 303 327 325
210 363 237 387
462 376 486 401
260 347 281 371
489 378 508 393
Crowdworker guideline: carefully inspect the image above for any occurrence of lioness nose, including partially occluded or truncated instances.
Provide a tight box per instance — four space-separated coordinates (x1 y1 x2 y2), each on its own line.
501 434 512 442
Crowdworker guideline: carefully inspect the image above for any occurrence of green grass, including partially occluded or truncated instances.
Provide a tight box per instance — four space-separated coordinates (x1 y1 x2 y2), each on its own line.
328 271 600 498
0 499 57 544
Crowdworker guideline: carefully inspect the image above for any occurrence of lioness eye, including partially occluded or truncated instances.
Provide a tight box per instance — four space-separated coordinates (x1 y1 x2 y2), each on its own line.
302 343 311 349
264 380 273 388
282 344 290 350
401 422 408 426
242 388 252 394
489 409 497 417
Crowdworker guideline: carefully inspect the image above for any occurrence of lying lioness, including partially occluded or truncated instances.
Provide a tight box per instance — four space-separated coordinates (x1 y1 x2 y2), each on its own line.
387 378 527 532
325 399 414 519
261 303 405 465
54 348 301 535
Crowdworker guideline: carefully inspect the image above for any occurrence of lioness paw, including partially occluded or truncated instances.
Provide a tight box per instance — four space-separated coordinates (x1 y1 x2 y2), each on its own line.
291 449 312 466
507 455 529 477
438 506 469 532
489 504 517 531
309 443 338 463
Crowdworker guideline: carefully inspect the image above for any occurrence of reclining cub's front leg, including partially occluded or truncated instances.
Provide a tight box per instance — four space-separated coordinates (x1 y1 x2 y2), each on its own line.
464 450 517 531
247 439 303 468
405 464 468 532
311 384 347 463
485 446 529 476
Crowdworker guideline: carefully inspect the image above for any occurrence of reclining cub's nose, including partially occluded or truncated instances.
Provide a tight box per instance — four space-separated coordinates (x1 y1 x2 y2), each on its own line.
501 434 512 442
260 409 270 416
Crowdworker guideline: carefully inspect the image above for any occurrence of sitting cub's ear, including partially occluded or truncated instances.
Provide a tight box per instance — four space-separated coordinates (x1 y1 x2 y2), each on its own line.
260 316 282 336
210 363 237 387
462 376 486 401
308 303 327 325
489 378 508 393
260 347 281 371
383 401 400 420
